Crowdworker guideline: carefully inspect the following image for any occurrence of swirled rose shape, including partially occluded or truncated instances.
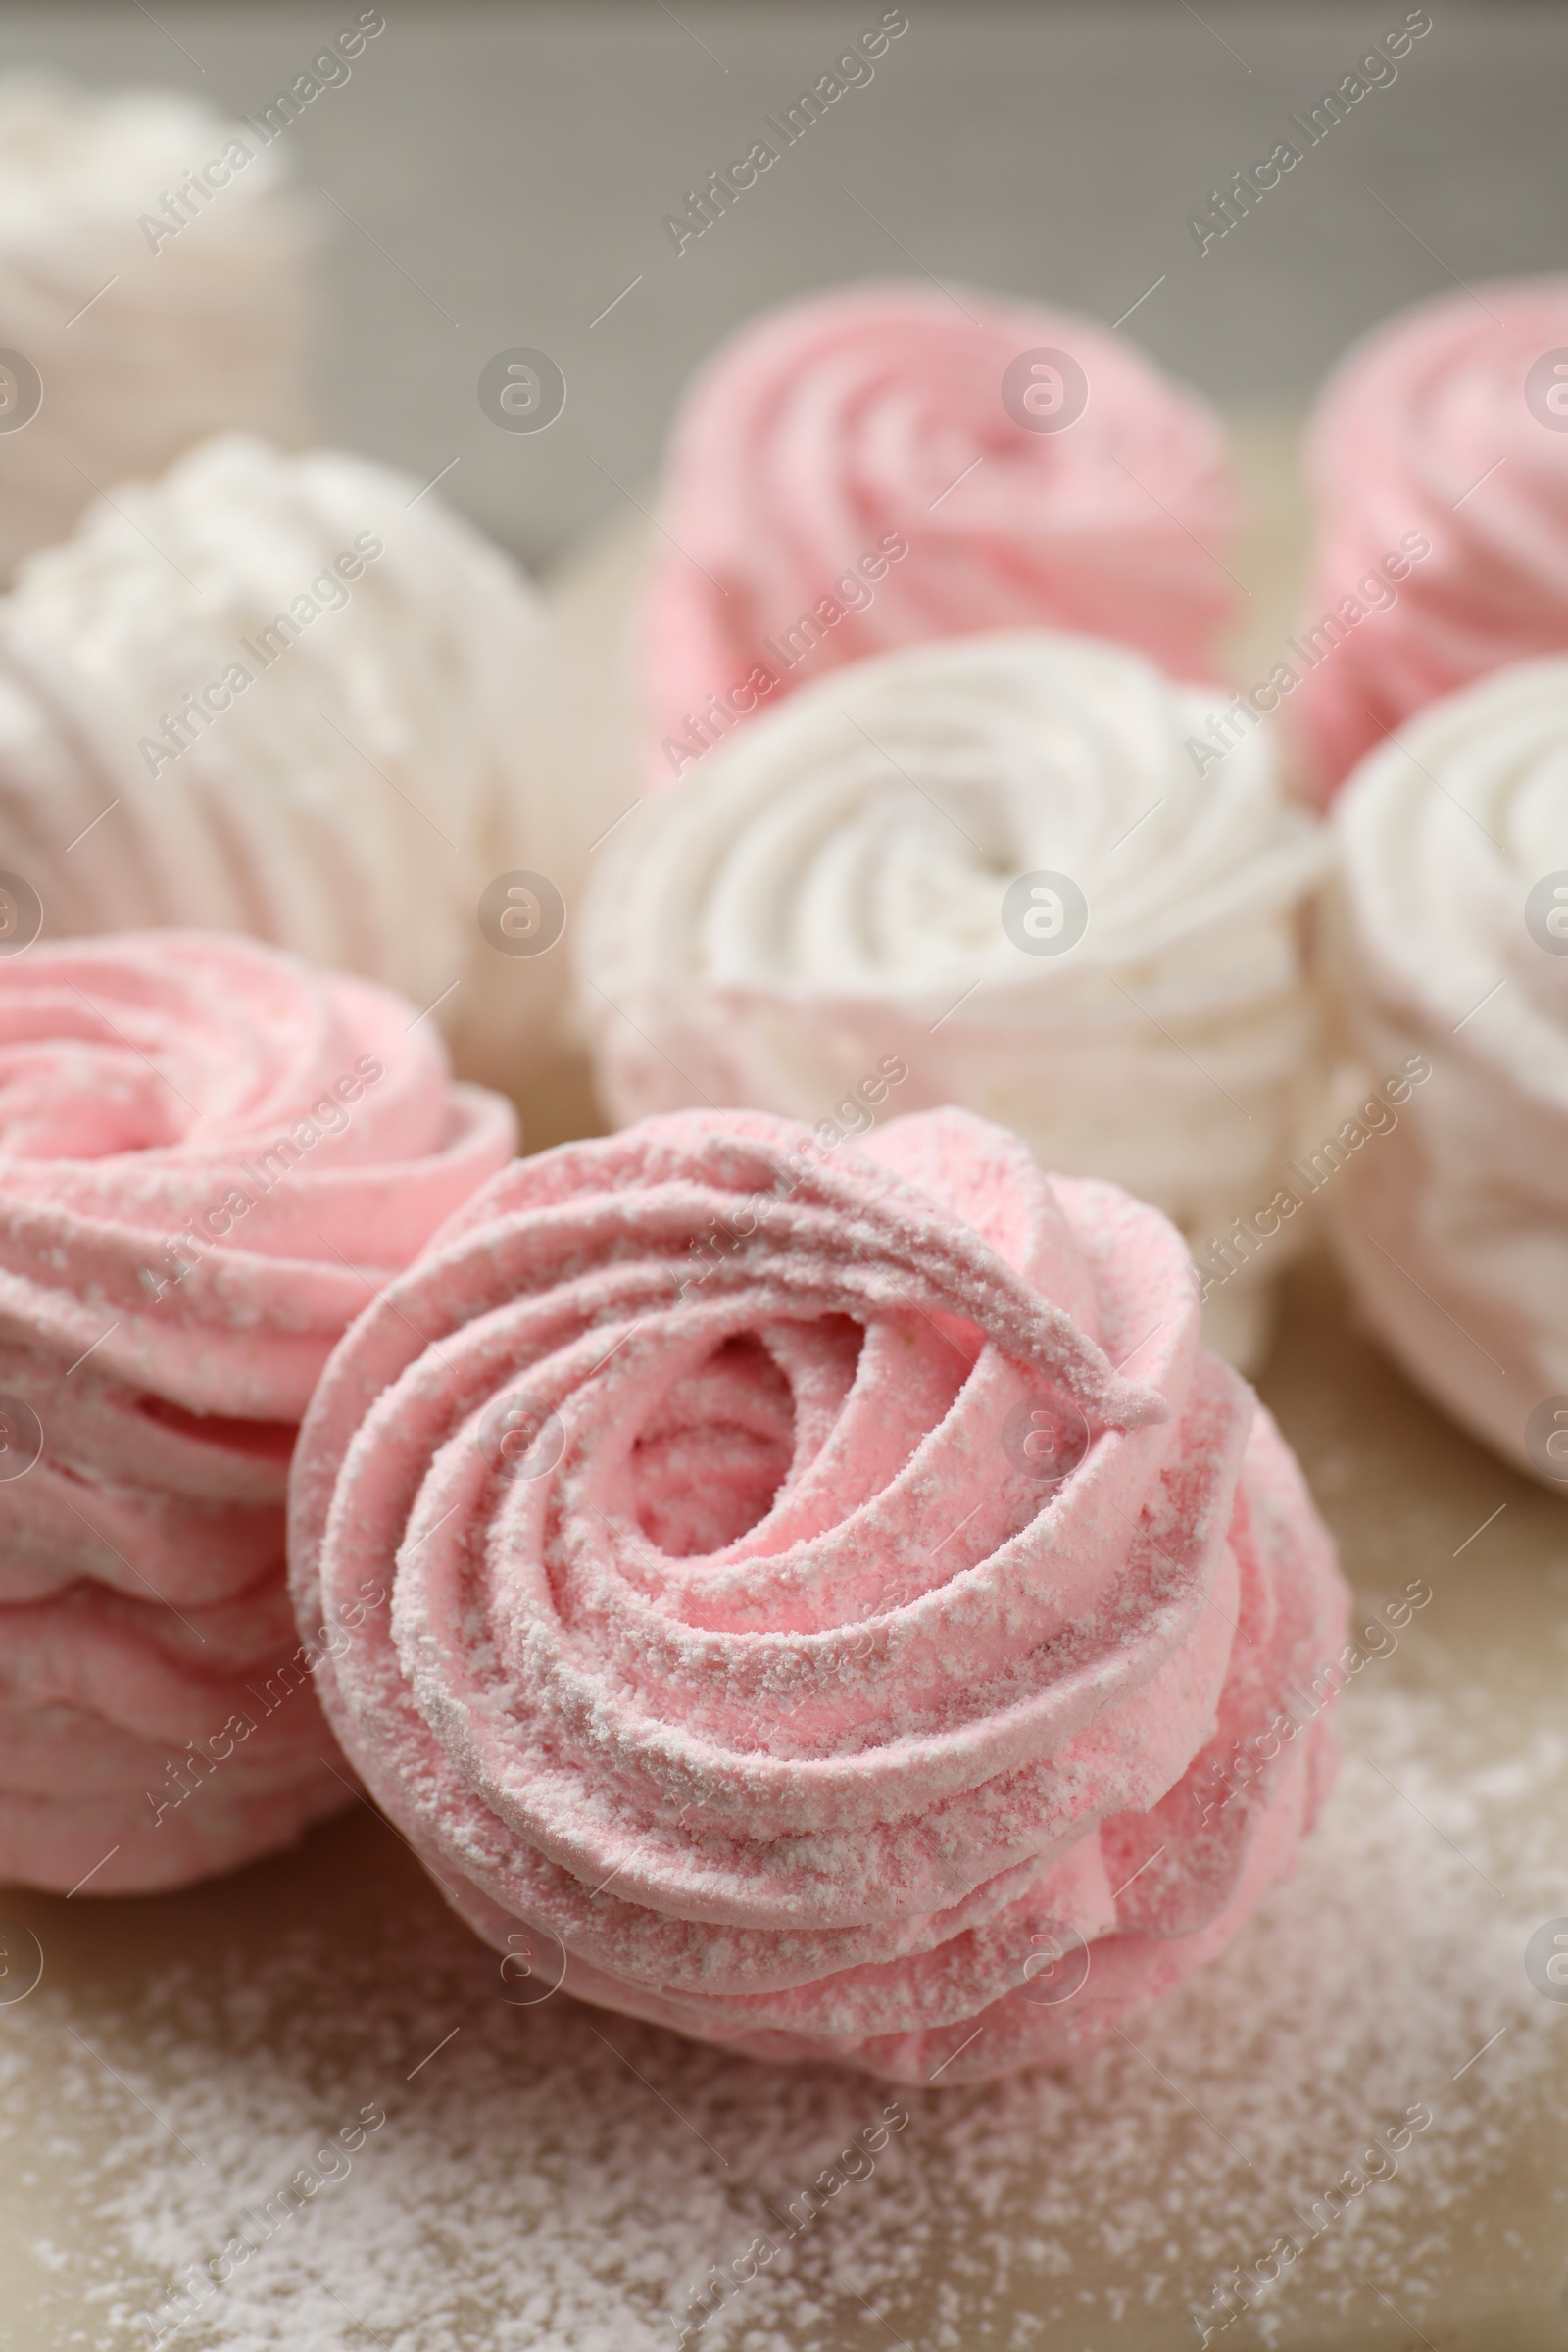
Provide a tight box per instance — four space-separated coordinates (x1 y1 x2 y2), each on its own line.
1330 659 1568 1482
0 931 515 1891
0 74 311 580
640 282 1239 778
291 1105 1348 2084
0 432 575 1092
1297 277 1568 798
580 630 1331 1372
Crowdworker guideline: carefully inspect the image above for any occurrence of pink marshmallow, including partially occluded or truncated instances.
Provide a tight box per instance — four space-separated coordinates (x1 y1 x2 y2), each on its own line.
293 1105 1348 2082
0 929 515 1892
641 282 1239 782
1297 276 1568 797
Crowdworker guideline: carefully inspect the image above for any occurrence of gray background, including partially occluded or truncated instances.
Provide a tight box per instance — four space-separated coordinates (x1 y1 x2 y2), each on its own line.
4 2 1562 567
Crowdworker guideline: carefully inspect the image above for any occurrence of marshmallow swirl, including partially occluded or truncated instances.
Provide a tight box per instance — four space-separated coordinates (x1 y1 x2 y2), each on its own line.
292 1106 1348 2083
0 434 573 1092
1330 659 1568 1480
582 631 1331 1369
1298 277 1568 794
0 930 515 1890
642 282 1239 776
0 74 311 579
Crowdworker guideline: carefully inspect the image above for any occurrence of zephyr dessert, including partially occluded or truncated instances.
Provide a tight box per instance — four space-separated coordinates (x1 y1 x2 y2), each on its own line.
1296 276 1568 796
0 434 575 1093
1330 657 1568 1485
291 1104 1348 2083
580 629 1331 1370
0 931 514 1892
0 74 312 579
641 280 1240 782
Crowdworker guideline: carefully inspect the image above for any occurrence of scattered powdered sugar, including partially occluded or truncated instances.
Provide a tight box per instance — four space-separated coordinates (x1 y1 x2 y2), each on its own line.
6 1669 1567 2351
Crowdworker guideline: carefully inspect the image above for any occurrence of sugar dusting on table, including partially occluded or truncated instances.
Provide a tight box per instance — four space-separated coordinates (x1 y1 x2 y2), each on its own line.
5 1675 1566 2351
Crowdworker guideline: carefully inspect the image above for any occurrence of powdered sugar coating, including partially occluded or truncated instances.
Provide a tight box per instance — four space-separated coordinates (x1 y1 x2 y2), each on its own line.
292 1105 1347 2082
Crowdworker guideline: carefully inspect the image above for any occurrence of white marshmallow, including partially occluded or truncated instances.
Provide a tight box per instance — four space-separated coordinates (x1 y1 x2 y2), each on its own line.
1331 657 1568 1483
0 433 575 1091
580 630 1331 1367
0 74 311 577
